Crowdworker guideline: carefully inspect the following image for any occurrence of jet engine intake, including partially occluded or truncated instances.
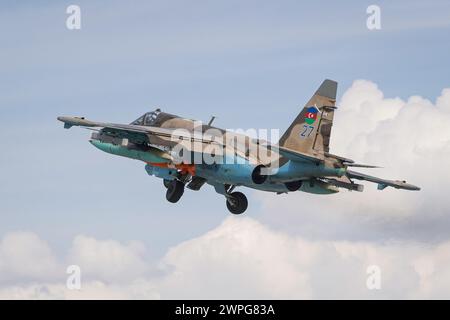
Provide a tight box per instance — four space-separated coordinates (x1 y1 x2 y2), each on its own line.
251 165 268 184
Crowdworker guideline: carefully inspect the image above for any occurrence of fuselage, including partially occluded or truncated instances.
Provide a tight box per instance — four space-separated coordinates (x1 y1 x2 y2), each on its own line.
89 111 342 195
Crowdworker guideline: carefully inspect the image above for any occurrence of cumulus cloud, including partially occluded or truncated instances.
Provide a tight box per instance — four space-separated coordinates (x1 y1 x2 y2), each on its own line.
0 280 159 300
0 232 159 299
0 232 61 284
0 218 450 299
67 235 149 282
156 217 450 299
154 218 450 299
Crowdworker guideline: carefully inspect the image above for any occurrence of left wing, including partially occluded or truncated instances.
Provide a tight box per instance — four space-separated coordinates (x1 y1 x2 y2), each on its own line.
57 116 223 146
346 170 420 191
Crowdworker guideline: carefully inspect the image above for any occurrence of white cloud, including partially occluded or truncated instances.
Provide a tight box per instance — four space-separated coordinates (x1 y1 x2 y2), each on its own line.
158 217 313 299
0 232 61 284
0 280 159 300
0 218 450 299
155 217 450 299
0 232 157 299
67 235 149 282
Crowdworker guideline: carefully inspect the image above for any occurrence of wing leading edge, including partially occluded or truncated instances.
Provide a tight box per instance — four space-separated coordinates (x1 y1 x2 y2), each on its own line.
57 116 223 145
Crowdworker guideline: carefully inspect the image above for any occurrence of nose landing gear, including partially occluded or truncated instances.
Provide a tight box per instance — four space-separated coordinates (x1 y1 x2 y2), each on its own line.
165 180 185 203
225 191 248 215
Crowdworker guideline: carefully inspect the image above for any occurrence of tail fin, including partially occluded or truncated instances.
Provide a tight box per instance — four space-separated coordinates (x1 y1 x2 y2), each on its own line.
279 79 337 156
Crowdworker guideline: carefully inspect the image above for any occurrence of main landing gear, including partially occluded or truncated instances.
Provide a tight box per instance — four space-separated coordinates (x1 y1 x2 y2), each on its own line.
219 184 248 215
225 191 248 215
163 179 248 215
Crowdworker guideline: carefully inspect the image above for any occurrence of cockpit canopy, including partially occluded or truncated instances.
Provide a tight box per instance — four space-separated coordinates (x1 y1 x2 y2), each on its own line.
131 109 161 126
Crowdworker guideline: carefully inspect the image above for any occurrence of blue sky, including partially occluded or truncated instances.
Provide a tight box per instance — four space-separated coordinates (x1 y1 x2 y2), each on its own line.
0 1 450 298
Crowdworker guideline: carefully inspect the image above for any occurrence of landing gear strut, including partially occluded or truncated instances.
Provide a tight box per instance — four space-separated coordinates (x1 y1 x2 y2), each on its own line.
212 184 249 215
225 191 248 215
166 180 185 203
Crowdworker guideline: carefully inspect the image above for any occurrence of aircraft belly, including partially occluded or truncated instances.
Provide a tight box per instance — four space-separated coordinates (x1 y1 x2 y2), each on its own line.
245 182 289 193
195 164 288 193
268 160 345 183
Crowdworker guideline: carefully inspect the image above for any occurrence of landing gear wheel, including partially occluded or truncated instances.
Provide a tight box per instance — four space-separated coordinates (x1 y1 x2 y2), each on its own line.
166 180 184 203
285 180 302 191
163 179 171 189
226 192 248 215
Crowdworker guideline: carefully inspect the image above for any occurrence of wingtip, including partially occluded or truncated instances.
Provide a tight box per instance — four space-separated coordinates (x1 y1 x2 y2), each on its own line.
396 181 421 191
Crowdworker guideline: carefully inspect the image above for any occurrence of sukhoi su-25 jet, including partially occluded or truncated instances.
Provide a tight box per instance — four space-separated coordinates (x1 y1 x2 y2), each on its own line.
58 79 420 214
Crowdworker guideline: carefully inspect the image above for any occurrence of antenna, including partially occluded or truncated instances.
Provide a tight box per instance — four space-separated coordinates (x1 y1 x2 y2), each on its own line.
207 116 216 126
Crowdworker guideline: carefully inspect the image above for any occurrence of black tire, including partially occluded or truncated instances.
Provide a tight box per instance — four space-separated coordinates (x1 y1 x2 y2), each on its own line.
226 192 248 215
166 180 184 203
285 180 303 191
163 179 171 189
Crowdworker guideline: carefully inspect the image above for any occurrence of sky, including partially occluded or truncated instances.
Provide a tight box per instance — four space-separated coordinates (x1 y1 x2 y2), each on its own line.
0 0 450 299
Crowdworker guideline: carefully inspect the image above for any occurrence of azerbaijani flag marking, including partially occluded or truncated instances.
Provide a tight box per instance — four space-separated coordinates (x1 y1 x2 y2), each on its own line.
305 106 318 125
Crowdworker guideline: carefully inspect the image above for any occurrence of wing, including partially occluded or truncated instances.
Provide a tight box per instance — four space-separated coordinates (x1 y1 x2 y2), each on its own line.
57 116 223 147
346 170 420 191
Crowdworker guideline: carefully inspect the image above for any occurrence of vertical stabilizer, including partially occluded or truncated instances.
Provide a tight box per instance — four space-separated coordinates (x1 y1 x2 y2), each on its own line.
279 79 337 156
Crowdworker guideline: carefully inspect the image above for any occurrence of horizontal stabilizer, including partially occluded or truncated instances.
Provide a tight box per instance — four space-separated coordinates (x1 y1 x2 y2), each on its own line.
269 145 324 164
346 163 381 168
324 153 354 164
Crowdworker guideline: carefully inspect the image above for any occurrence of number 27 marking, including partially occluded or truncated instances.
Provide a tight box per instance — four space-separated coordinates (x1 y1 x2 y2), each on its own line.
300 125 314 138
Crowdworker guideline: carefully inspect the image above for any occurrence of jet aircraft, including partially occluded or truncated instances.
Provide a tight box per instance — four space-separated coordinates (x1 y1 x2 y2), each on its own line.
58 79 420 214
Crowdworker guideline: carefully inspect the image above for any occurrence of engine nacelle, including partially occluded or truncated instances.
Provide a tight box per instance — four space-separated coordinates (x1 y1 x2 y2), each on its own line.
251 165 268 184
